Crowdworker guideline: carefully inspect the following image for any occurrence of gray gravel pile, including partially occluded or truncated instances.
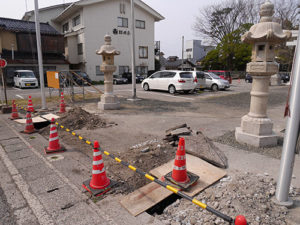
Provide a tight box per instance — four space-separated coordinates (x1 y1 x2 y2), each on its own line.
155 173 293 225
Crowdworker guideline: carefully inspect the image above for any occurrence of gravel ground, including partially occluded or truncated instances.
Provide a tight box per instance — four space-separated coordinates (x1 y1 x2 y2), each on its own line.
155 172 299 225
213 130 283 159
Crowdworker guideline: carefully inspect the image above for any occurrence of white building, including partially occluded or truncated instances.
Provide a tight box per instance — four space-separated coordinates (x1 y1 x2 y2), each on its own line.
23 0 164 81
184 40 215 63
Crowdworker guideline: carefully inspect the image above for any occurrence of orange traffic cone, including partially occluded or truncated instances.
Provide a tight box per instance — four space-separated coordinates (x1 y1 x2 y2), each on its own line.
82 141 115 196
171 138 189 183
21 111 36 134
44 118 65 154
10 100 21 120
27 96 35 112
163 137 199 190
59 92 66 113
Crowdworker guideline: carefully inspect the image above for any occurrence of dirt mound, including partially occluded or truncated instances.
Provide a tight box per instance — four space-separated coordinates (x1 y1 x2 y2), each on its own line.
58 107 116 130
106 141 177 194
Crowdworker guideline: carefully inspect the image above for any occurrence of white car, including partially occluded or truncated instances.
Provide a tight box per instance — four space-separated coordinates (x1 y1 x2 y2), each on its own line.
142 70 197 94
14 70 38 88
192 71 206 90
204 72 230 91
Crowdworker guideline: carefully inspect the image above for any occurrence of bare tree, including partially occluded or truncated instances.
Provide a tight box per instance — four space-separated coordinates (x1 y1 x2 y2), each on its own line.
274 0 299 29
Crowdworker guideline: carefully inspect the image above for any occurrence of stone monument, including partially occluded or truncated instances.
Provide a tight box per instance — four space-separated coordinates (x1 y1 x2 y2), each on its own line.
235 0 291 147
97 35 120 110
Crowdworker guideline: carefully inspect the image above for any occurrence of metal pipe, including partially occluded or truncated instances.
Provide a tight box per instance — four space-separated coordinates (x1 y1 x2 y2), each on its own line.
34 0 47 109
275 29 300 205
130 0 136 99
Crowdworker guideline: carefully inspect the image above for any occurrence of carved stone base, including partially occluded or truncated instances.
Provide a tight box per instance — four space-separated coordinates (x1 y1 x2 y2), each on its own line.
235 127 278 147
241 115 274 135
98 94 120 110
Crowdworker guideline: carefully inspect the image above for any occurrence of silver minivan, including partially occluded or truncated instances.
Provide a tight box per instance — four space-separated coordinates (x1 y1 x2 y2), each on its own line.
14 70 38 88
204 72 230 91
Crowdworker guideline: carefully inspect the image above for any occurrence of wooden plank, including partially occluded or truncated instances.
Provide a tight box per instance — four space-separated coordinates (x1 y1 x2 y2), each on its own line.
15 116 47 124
120 182 172 216
41 113 60 120
120 154 226 216
149 154 226 197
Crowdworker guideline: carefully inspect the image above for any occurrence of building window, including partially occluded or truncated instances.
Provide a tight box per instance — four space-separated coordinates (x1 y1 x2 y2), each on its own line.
119 66 129 75
120 3 125 14
118 17 128 28
186 48 192 52
136 20 145 29
77 43 83 55
96 66 103 76
72 15 80 27
62 22 69 33
136 66 148 75
139 46 148 58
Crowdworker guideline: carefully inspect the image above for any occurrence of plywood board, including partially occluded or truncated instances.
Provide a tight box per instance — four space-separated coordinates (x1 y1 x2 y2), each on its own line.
150 154 226 197
15 116 47 124
120 182 172 216
41 113 60 120
120 154 226 216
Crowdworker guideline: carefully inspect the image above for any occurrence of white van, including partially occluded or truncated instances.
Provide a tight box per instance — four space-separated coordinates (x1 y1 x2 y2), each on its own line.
192 71 206 90
14 70 38 88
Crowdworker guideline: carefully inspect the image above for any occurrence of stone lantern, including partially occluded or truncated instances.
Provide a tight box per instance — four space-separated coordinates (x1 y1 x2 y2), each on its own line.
96 35 120 110
235 0 291 147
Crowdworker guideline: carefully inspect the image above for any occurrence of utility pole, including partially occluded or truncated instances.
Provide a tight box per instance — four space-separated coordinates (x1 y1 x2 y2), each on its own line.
130 0 136 99
181 36 184 71
34 0 47 109
275 29 300 206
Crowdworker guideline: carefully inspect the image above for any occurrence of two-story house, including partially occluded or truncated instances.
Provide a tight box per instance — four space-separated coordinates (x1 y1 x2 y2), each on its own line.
23 0 164 81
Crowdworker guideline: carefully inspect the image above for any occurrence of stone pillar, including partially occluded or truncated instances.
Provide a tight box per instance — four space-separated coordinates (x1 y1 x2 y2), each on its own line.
235 0 291 147
96 35 120 110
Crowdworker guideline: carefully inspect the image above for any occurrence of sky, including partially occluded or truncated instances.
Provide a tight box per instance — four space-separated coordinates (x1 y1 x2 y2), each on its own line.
0 0 219 57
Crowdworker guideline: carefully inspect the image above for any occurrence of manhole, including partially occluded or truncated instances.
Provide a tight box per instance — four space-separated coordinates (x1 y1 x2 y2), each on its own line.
47 154 64 162
33 121 50 129
146 194 181 215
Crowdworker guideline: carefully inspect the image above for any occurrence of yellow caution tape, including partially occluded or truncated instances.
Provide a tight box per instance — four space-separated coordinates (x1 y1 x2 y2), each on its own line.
145 174 155 181
78 136 83 140
192 199 207 209
115 157 121 163
166 185 178 194
128 165 136 171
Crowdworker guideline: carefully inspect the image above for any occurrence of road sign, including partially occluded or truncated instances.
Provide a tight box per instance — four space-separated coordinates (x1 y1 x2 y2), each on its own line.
0 59 7 68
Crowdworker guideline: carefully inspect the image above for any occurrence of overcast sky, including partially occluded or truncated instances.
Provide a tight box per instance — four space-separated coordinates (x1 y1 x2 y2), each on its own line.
0 0 219 57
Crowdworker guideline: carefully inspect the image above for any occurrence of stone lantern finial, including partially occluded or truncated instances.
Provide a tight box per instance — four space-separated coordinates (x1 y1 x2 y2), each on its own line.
96 35 120 56
260 0 274 22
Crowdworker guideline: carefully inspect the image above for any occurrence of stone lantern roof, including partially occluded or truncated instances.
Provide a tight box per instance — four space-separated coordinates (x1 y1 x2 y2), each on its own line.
241 0 291 44
96 35 120 56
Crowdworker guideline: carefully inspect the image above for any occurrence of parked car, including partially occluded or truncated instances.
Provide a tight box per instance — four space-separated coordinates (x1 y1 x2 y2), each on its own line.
141 70 196 94
279 73 290 83
204 72 230 91
113 75 128 84
245 73 253 83
208 70 232 84
192 71 206 90
122 72 144 83
14 70 38 88
71 71 92 85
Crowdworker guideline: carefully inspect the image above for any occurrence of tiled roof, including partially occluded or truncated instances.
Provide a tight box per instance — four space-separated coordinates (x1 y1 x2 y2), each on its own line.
0 17 60 35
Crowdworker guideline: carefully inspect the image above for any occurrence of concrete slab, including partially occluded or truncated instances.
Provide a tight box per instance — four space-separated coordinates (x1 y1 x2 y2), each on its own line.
14 207 39 225
37 186 80 219
7 148 34 161
56 201 109 225
1 182 27 210
13 155 42 170
3 143 25 153
0 138 23 147
19 164 53 181
28 173 66 195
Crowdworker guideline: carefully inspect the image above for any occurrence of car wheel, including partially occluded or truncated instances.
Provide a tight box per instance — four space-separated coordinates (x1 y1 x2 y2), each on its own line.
143 83 150 91
211 84 218 91
168 85 176 94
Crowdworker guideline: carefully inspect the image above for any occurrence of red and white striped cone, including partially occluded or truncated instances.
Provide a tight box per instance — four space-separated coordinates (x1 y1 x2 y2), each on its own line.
171 138 189 183
59 92 66 113
10 100 21 120
163 137 199 190
82 141 115 196
21 111 36 134
44 118 65 154
27 96 35 112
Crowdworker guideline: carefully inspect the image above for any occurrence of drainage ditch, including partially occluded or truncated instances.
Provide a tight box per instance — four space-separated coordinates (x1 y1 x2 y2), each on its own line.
146 194 181 215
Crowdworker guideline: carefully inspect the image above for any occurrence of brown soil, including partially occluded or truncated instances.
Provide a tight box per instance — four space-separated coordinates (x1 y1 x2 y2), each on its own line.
58 107 117 130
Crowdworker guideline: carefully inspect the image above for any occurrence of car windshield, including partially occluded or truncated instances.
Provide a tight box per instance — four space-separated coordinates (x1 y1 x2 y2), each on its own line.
179 72 193 78
19 72 35 78
208 73 220 79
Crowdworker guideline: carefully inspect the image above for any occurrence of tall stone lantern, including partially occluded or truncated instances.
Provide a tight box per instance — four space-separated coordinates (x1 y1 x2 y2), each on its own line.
96 35 120 110
235 0 291 147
